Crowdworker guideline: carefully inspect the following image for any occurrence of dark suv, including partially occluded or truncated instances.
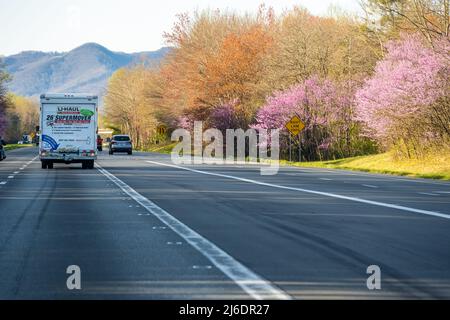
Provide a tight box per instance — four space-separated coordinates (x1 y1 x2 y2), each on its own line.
109 135 132 155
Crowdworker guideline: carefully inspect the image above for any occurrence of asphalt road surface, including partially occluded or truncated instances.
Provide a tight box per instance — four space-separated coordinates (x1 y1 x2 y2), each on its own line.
1 147 449 299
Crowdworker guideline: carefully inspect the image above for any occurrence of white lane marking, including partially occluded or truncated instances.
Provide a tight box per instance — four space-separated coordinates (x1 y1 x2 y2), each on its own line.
167 241 183 245
419 192 439 196
0 181 6 185
193 265 213 269
146 160 450 220
362 184 378 188
434 191 450 194
290 166 450 186
96 164 291 300
7 176 14 179
13 171 19 174
319 178 332 181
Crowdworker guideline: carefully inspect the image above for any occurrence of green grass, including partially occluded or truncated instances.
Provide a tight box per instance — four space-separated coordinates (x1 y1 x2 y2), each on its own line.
4 144 33 151
284 152 450 180
140 142 179 154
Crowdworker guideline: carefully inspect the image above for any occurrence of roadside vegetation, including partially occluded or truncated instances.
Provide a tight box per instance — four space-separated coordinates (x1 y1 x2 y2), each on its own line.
103 0 449 167
4 143 33 151
283 150 450 180
0 69 39 143
141 142 179 154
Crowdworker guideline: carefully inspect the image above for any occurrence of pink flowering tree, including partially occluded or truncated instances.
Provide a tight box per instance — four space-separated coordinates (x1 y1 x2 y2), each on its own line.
176 114 195 131
355 34 450 156
177 100 239 132
208 101 239 132
253 76 357 161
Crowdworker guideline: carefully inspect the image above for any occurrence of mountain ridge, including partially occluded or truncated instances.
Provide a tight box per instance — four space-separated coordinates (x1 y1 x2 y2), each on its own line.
2 43 170 98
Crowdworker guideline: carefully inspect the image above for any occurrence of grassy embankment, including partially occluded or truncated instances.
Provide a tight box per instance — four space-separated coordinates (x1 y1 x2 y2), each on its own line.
283 151 450 180
143 142 450 180
4 144 33 151
142 142 179 154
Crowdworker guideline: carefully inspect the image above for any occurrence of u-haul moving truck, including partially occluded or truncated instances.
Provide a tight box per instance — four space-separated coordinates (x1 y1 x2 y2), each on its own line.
39 93 98 169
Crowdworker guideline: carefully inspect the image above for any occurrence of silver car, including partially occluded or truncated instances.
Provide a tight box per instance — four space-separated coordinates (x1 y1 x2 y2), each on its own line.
109 135 132 155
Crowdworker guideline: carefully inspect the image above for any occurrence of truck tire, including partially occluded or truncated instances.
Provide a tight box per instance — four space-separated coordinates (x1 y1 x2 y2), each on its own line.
88 160 94 169
41 161 47 169
48 162 54 169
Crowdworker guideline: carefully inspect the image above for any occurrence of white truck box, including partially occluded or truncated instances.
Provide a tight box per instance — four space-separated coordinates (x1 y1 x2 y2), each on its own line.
39 93 98 169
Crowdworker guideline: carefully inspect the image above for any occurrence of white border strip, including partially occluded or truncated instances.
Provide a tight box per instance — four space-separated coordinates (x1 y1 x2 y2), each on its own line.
96 164 291 300
145 160 450 220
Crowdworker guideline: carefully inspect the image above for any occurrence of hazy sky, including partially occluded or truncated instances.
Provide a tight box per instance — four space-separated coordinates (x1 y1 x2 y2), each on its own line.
0 0 361 56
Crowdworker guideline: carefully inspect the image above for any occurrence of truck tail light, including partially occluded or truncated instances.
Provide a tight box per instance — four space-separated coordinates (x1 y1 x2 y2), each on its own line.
89 150 95 157
40 150 48 157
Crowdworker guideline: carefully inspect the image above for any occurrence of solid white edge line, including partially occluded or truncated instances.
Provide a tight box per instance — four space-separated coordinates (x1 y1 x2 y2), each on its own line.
146 160 450 220
96 163 292 300
290 166 450 186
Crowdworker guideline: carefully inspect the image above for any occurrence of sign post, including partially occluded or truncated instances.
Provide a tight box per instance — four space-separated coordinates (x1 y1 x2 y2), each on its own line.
289 135 292 162
298 133 301 162
285 115 305 162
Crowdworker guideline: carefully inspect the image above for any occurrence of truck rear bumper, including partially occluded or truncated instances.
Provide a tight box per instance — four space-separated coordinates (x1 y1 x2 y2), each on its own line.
40 156 97 163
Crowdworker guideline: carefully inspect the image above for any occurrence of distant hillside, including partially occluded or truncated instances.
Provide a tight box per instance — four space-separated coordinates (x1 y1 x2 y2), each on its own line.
2 43 170 98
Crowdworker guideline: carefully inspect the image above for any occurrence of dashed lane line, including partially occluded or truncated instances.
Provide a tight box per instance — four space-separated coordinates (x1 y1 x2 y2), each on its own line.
96 163 292 300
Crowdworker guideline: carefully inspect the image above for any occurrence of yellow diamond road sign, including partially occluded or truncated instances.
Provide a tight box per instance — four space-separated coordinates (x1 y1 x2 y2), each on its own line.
285 115 305 136
157 125 167 135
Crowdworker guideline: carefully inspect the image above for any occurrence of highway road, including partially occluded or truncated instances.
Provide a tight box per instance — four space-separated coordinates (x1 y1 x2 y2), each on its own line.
0 146 449 299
